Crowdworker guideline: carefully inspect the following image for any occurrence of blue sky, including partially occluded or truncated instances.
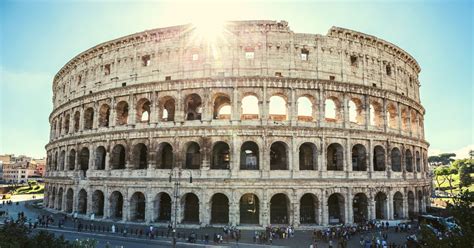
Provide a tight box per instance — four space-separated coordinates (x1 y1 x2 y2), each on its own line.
0 0 472 158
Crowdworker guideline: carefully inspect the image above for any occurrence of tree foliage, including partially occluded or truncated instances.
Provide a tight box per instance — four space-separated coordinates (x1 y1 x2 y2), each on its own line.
429 153 456 166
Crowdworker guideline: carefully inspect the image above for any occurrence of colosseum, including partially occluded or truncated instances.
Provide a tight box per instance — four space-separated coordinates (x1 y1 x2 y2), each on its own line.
44 20 430 228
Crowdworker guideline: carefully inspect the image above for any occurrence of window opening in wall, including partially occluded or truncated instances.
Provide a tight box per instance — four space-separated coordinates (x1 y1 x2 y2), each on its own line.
297 96 313 121
372 83 377 87
142 55 151 67
122 83 127 87
269 95 287 121
245 51 254 59
301 49 309 61
192 54 199 61
386 65 391 76
275 72 282 77
241 95 259 120
350 55 358 67
89 91 93 94
165 76 171 81
104 64 111 76
185 94 202 121
329 76 335 81
213 95 231 120
325 98 338 121
78 75 82 85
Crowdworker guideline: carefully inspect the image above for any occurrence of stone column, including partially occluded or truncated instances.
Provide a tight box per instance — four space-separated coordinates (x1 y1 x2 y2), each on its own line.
72 186 78 213
342 93 349 128
86 188 92 216
320 137 326 177
402 194 408 219
387 190 394 220
231 133 239 177
397 102 402 135
93 101 99 130
321 190 328 226
145 189 154 223
128 94 136 126
261 190 270 226
231 86 240 123
176 89 184 124
103 186 110 219
368 139 374 178
110 98 116 127
79 107 85 132
62 188 68 211
200 193 210 226
369 195 376 220
122 190 130 222
261 80 268 124
230 200 239 226
289 88 296 124
318 90 324 127
346 189 353 224
346 138 352 176
291 135 298 176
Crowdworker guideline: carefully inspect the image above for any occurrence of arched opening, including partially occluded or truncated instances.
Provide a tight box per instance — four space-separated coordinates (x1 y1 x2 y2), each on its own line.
406 149 413 172
160 97 175 122
416 151 421 172
240 141 259 170
211 142 230 169
210 193 229 224
66 188 73 213
58 117 63 135
136 98 151 123
50 187 56 208
352 144 367 171
393 192 404 219
130 192 146 222
95 146 106 170
132 143 148 169
59 150 65 171
185 142 201 169
79 147 89 172
157 143 173 169
57 188 63 210
300 194 319 224
297 96 313 121
269 95 287 121
325 97 340 122
73 111 80 132
375 192 388 219
78 189 87 214
111 144 126 169
109 191 123 219
185 94 202 121
327 143 344 171
328 193 345 224
92 190 105 217
270 193 289 224
391 148 402 172
68 149 76 170
352 193 368 223
241 95 259 120
182 193 199 223
348 99 363 124
53 151 58 171
370 102 383 127
239 193 259 224
299 142 317 170
154 193 171 222
373 146 386 171
213 95 231 120
83 107 94 130
387 104 398 129
116 101 129 125
64 114 70 134
408 191 415 218
99 104 110 127
270 141 288 170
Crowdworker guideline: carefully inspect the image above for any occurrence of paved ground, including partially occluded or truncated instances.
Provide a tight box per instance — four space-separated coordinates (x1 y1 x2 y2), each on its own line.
0 195 418 248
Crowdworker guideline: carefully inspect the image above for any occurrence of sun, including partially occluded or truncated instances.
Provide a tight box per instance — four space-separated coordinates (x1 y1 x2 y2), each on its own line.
192 18 226 43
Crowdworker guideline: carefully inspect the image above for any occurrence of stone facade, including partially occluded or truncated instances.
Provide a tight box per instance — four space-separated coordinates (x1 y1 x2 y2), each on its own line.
44 21 430 228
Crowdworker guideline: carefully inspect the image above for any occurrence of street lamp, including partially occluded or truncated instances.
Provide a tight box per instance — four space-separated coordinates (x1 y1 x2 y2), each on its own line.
169 167 192 248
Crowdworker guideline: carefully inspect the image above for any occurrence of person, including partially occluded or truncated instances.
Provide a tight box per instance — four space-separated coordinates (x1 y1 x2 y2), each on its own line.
328 239 333 248
111 224 116 233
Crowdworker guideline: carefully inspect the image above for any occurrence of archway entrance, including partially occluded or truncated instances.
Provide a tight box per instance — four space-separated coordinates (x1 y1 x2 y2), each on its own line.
270 194 289 224
300 194 319 224
211 193 229 224
328 193 345 224
240 194 259 224
375 192 388 219
182 193 199 223
154 193 172 222
130 192 146 221
393 192 404 219
352 193 368 223
109 191 123 219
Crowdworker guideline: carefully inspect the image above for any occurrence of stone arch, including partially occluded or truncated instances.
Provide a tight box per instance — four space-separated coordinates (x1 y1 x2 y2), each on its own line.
269 95 287 121
391 147 402 172
327 143 344 171
66 188 73 213
352 144 367 171
210 193 229 224
95 146 106 170
270 193 290 224
353 193 368 223
373 145 386 171
370 101 383 127
132 143 148 169
116 101 129 125
83 107 94 130
78 189 87 214
393 191 404 219
64 114 70 133
415 151 421 172
348 98 364 124
110 144 126 169
98 104 111 127
50 187 56 208
240 141 259 170
57 187 64 210
59 150 66 171
185 142 201 169
182 193 199 223
325 97 341 122
213 94 231 120
406 149 413 172
297 96 313 121
328 193 345 224
375 192 388 219
184 93 202 121
211 141 230 169
408 191 415 218
241 94 259 120
130 192 146 222
156 142 173 169
270 141 289 170
73 111 80 132
68 149 76 170
79 147 89 172
136 98 151 123
154 192 171 222
240 193 259 224
300 193 319 224
387 103 398 129
109 191 123 219
92 190 105 217
159 96 175 122
299 142 317 170
58 117 63 135
53 151 58 171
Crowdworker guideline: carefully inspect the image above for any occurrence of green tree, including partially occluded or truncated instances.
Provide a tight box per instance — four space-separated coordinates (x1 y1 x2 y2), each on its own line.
459 164 472 189
438 166 458 195
434 166 447 190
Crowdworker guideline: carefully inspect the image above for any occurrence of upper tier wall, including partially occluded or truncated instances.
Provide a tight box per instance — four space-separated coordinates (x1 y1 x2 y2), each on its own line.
52 21 422 108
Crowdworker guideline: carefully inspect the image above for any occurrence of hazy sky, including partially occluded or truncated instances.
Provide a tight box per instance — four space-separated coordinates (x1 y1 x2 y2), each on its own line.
0 0 472 159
